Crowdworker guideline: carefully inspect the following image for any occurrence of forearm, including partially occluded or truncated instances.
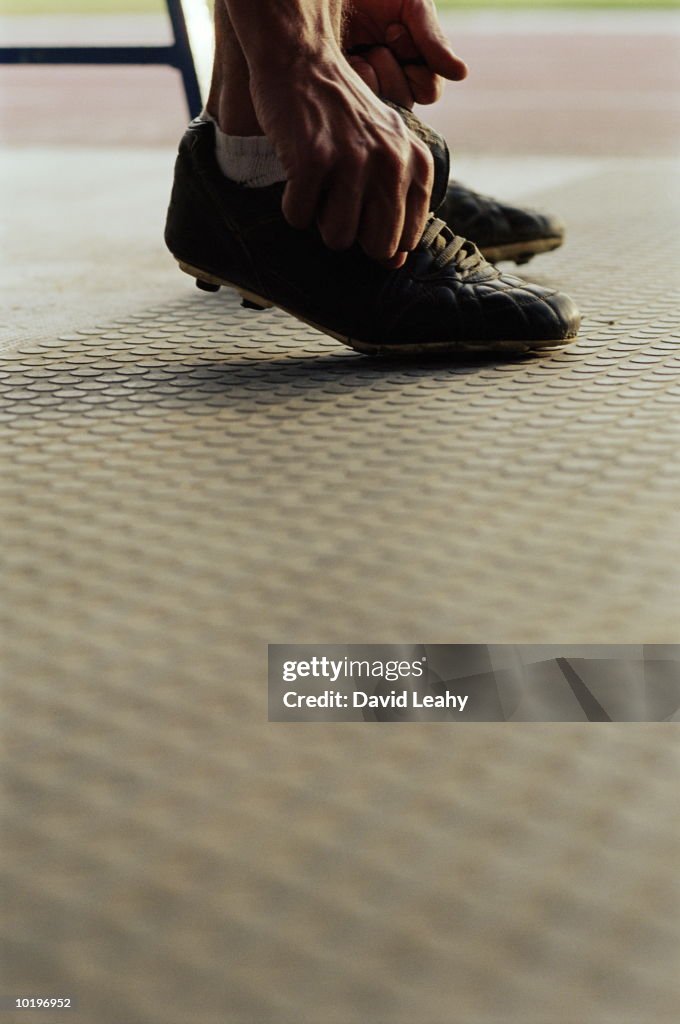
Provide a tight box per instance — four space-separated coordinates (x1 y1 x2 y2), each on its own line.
224 0 344 76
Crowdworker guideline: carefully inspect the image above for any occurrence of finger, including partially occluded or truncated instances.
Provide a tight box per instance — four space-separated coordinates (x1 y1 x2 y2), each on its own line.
384 24 420 63
399 176 430 253
404 65 443 106
399 147 433 252
347 55 380 96
366 46 415 109
402 0 467 81
383 251 408 270
282 173 324 230
316 173 365 252
358 185 407 263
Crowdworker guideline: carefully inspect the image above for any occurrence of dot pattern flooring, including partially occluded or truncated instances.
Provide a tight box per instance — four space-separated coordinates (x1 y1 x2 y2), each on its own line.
1 160 679 1023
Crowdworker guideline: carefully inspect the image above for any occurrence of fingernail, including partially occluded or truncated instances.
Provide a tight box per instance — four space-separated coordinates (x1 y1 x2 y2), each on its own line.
383 252 407 270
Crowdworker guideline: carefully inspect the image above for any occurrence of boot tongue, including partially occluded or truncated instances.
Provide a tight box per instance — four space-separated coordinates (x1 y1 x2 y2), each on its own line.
381 99 450 213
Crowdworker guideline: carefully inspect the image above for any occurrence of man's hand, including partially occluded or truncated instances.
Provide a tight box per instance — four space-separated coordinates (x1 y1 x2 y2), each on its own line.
226 0 438 265
248 43 434 267
344 0 467 109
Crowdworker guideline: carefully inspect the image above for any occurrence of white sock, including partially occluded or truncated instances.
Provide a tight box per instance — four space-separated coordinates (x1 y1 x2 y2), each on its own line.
199 110 285 188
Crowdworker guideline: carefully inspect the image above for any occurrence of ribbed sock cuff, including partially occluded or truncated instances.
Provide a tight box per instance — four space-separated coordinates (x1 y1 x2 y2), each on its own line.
202 112 286 188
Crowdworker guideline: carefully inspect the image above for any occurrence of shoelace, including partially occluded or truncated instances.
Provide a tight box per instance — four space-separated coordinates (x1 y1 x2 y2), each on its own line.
419 216 485 276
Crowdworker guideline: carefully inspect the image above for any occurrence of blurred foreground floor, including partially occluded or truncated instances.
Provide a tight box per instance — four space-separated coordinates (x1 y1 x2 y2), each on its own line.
1 149 679 1024
1 11 679 1024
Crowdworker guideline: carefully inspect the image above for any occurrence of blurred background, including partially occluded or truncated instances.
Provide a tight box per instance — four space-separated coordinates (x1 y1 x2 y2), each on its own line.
1 0 677 153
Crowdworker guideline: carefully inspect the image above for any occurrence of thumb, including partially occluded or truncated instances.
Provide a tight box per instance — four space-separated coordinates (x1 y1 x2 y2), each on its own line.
402 0 467 80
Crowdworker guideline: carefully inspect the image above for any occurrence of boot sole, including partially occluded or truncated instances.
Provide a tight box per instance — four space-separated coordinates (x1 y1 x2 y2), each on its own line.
480 237 564 266
177 260 573 357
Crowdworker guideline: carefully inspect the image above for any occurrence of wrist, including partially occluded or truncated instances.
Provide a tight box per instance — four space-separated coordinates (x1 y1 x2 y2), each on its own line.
231 4 343 77
249 39 350 110
262 42 344 80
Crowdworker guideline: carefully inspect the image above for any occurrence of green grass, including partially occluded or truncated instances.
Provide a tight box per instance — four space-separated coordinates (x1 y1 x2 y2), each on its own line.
0 0 676 12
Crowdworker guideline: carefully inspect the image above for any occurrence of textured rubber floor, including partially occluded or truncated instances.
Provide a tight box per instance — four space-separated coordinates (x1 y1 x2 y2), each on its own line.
1 161 679 1024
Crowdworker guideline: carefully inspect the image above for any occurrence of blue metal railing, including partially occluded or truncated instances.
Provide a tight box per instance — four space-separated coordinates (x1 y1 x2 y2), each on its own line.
0 0 203 118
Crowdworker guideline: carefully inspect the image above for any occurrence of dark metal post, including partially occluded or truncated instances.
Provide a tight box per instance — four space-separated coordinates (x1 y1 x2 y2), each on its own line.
165 0 203 118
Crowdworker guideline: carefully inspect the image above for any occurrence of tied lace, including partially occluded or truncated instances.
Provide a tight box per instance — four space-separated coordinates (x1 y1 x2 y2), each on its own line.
419 216 484 276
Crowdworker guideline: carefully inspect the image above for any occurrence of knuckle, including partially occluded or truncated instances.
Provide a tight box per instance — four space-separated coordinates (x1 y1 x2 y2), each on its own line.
411 174 432 201
414 141 433 170
386 108 407 135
